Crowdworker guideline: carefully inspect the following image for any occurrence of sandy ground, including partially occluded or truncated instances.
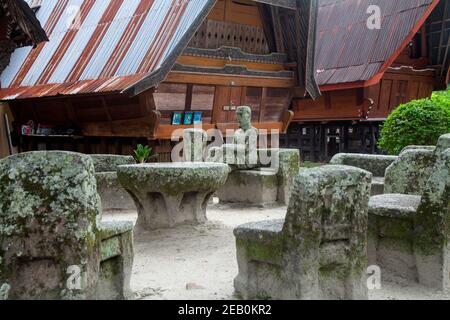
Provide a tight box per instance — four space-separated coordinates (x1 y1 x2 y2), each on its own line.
103 202 450 300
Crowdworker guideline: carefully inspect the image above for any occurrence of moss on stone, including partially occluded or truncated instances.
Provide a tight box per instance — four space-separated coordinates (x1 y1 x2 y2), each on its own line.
90 155 135 173
330 154 397 177
0 151 101 299
375 216 415 239
234 165 372 300
384 149 435 195
117 163 230 196
237 238 283 265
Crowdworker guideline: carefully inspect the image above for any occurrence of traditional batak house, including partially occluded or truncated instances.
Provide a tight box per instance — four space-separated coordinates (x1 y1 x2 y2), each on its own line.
0 0 319 161
0 0 47 158
283 0 449 161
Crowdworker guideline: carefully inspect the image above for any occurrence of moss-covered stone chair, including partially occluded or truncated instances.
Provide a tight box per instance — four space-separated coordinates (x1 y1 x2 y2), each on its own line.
330 153 398 195
218 148 300 206
0 151 133 300
368 133 450 290
234 165 372 300
91 155 136 212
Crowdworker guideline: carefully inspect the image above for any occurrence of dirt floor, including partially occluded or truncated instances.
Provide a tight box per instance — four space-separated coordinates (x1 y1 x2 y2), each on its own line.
103 202 450 300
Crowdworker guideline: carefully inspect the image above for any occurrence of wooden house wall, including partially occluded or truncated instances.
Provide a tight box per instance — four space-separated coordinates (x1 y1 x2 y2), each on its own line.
293 69 435 122
6 0 294 160
293 51 437 123
9 80 292 158
364 69 435 120
190 0 269 54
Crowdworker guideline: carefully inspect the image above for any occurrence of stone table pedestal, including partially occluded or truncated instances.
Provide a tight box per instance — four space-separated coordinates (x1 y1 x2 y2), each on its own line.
117 163 229 231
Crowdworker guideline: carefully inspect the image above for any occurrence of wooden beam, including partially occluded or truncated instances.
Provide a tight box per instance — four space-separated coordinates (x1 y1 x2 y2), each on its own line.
281 110 294 134
186 84 193 111
259 87 267 122
165 71 295 88
270 6 285 53
101 97 113 122
421 25 428 58
79 112 161 138
176 55 285 72
256 2 277 53
156 123 215 140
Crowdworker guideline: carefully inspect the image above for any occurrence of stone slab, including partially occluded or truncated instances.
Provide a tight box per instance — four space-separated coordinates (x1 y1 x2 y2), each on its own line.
117 162 229 230
218 169 279 206
369 194 422 218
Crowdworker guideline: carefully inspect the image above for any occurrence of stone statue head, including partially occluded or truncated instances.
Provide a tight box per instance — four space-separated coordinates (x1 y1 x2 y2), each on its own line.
236 106 252 130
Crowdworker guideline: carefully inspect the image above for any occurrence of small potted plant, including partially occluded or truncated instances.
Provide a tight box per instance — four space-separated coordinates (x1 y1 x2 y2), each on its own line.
133 144 156 164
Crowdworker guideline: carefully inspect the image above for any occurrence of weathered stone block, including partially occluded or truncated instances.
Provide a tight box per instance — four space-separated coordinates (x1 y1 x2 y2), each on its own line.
0 151 134 300
234 165 372 300
117 163 229 231
436 133 450 156
95 172 136 211
262 148 300 205
218 148 300 206
91 154 135 172
183 129 208 162
371 177 385 196
384 149 435 195
330 153 397 195
369 194 421 218
91 155 136 212
368 133 450 291
330 153 397 177
218 169 279 206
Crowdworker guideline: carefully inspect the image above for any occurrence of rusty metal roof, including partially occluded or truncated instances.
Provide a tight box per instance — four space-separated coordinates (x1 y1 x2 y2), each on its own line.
0 0 216 100
315 0 440 89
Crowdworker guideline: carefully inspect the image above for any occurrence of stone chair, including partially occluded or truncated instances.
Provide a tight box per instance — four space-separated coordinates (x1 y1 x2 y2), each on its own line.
383 146 436 195
234 165 372 300
91 155 136 212
368 134 450 291
218 148 300 206
0 151 134 300
330 153 398 195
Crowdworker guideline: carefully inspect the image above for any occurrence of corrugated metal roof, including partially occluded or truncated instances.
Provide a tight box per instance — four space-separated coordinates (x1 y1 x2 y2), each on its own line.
315 0 440 87
0 0 215 100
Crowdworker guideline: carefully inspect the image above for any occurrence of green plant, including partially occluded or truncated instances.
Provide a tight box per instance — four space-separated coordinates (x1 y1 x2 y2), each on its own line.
133 144 152 163
432 88 450 110
378 97 450 155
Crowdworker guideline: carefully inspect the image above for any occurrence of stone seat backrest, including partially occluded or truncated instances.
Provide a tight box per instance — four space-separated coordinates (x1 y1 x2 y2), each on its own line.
385 134 450 196
0 151 101 299
414 143 450 255
384 148 435 195
435 134 450 158
90 155 135 173
329 154 398 177
281 165 372 270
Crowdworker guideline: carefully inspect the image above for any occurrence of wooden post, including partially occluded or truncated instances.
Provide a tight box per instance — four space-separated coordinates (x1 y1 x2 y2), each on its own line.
4 113 13 156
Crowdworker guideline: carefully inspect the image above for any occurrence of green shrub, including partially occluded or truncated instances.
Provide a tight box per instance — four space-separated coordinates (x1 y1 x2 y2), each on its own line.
378 96 450 155
432 89 450 110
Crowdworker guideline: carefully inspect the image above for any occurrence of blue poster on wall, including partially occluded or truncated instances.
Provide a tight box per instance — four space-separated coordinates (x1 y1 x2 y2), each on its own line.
184 112 194 125
172 112 182 125
193 112 202 124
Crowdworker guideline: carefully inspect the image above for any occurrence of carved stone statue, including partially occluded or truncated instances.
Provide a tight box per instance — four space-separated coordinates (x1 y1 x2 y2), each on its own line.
208 106 259 170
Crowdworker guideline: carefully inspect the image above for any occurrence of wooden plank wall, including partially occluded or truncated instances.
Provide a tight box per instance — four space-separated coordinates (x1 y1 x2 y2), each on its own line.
190 0 269 54
365 69 435 120
293 68 436 122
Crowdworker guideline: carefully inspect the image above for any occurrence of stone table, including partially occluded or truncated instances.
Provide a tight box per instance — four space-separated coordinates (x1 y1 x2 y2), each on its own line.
117 163 229 231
